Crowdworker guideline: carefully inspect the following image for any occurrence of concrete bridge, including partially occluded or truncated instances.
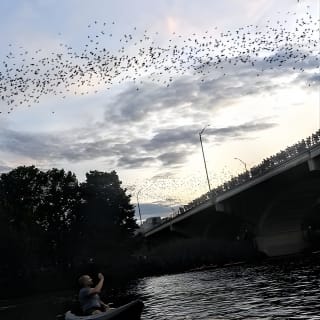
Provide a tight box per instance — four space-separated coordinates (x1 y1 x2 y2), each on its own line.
143 138 320 257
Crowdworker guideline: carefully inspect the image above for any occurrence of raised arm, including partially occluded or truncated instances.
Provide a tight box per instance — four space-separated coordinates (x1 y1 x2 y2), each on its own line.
89 273 104 295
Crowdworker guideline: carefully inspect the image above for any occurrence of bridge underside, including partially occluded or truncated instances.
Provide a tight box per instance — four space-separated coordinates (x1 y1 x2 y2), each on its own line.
212 166 320 256
145 207 241 245
145 159 320 258
255 173 320 256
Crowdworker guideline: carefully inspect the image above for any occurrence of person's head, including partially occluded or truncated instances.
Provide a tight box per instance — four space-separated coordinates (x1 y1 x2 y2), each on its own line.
78 275 93 288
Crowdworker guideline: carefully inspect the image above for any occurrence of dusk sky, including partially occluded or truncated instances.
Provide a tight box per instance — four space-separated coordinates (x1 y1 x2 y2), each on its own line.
0 0 319 220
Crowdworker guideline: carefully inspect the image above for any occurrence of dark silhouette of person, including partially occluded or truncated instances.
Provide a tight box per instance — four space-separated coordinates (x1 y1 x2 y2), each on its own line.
78 273 110 315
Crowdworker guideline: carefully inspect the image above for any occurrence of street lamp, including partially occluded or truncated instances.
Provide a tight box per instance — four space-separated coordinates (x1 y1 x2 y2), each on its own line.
136 188 143 226
136 179 158 226
234 157 248 172
199 125 212 193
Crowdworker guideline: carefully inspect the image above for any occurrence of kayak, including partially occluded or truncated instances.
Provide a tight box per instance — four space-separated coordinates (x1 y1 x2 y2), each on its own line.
65 300 144 320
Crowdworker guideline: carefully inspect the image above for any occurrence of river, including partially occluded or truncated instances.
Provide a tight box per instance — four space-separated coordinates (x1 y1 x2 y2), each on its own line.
1 253 320 320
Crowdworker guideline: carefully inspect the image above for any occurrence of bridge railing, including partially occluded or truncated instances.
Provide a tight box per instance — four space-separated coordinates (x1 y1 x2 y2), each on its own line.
143 130 320 233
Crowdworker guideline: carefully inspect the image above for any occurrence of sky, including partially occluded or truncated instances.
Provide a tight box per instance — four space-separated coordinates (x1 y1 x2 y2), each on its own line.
0 0 319 221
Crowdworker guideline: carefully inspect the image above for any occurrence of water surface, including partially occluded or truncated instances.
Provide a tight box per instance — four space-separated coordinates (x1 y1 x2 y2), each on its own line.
2 254 320 319
132 254 320 319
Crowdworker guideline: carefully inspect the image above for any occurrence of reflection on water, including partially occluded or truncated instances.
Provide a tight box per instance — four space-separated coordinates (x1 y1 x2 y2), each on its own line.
2 254 320 320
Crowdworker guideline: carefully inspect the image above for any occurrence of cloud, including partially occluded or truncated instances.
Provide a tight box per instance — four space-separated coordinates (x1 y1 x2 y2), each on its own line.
2 49 297 172
150 171 177 180
103 79 199 123
157 151 187 166
2 49 311 171
102 51 318 128
143 126 199 151
0 117 277 171
0 127 113 163
292 70 320 88
0 128 61 159
205 121 278 142
113 119 277 168
117 154 156 168
0 163 12 173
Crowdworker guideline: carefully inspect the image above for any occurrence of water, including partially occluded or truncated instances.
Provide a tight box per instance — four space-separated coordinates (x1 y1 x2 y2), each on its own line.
2 254 320 320
131 254 320 320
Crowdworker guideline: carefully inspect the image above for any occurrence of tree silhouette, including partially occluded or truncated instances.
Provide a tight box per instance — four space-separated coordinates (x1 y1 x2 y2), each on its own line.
79 170 138 263
35 168 82 266
0 166 84 272
0 166 139 296
0 166 45 269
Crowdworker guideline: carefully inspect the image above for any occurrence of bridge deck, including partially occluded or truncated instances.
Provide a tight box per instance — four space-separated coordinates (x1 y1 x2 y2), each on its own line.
144 142 320 237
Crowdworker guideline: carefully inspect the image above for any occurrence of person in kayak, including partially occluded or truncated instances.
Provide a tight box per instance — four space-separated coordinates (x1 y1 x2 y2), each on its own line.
78 272 110 315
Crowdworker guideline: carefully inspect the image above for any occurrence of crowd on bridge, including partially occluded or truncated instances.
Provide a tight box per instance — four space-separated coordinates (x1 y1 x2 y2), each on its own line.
160 130 320 225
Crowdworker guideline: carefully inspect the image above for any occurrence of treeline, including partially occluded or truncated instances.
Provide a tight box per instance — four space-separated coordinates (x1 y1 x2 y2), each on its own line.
0 165 139 297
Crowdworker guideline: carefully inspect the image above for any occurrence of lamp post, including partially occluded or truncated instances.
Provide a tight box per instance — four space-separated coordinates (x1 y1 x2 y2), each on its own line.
234 157 248 172
199 125 212 193
136 179 157 226
136 188 143 226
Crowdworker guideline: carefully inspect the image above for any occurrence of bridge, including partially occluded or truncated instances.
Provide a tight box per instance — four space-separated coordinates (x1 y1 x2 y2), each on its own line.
143 132 320 257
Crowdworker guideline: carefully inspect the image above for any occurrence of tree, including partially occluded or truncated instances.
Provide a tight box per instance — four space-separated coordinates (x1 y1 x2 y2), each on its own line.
0 166 141 296
0 166 45 267
35 168 83 266
0 166 83 270
79 170 138 263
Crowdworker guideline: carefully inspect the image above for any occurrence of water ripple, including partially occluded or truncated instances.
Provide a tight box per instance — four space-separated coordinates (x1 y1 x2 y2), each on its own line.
135 255 320 319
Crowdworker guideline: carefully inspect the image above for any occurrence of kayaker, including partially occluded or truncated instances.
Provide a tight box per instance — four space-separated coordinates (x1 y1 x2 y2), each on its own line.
78 272 110 315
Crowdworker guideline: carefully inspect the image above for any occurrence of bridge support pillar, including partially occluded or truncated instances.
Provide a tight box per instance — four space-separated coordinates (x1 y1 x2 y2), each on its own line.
308 157 320 171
